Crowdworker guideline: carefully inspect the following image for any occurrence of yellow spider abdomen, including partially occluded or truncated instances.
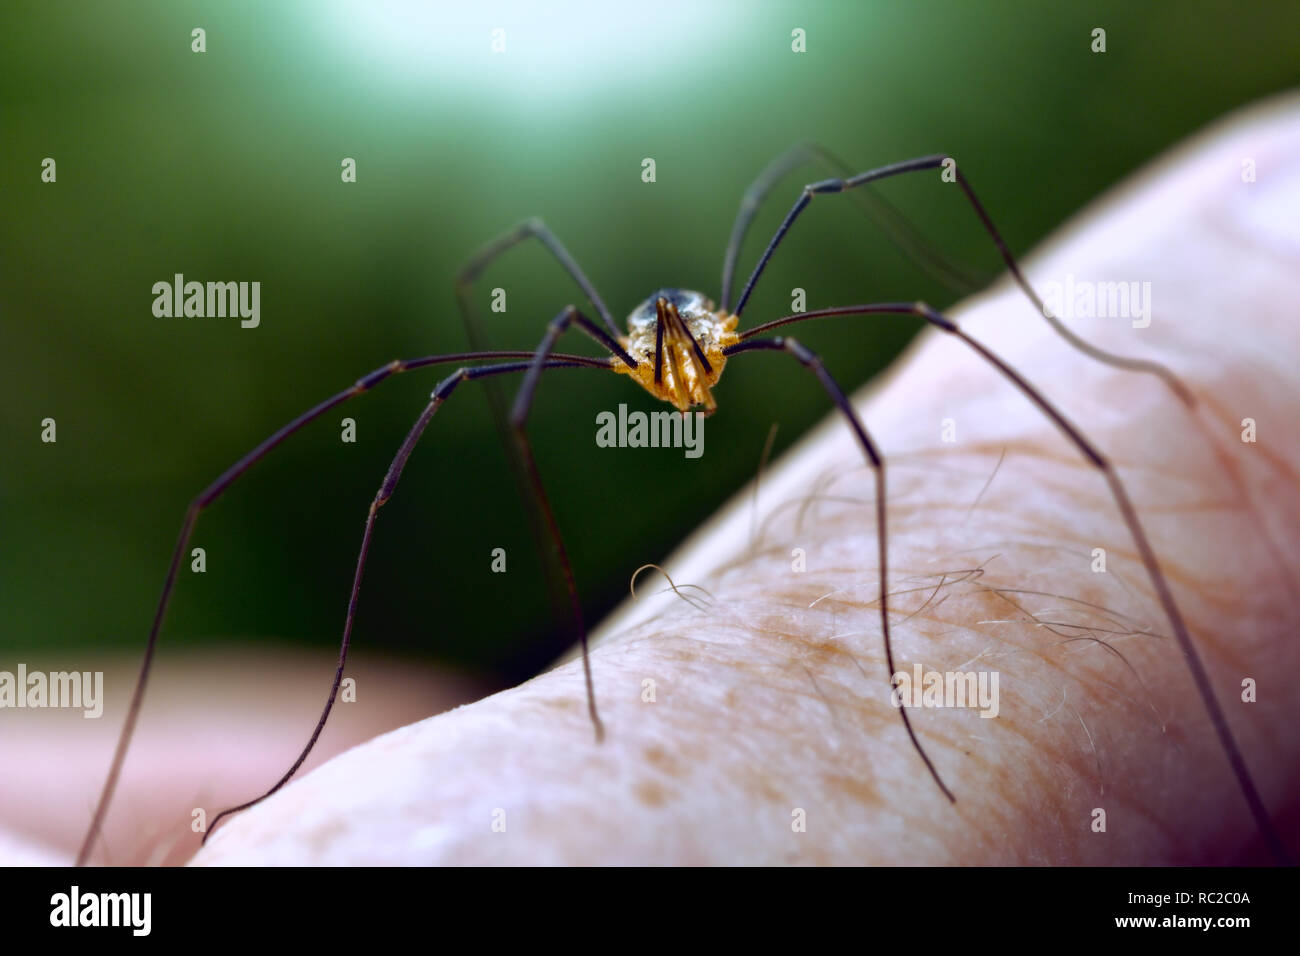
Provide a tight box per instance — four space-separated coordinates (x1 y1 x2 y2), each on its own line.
614 289 739 414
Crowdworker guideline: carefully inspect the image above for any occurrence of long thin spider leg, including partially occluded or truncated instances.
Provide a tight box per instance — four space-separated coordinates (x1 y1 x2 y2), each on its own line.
723 335 956 804
653 297 666 383
729 155 1193 406
469 277 634 369
740 302 948 341
455 223 629 680
201 359 606 844
509 305 624 743
456 216 620 338
671 302 714 375
720 141 983 311
74 349 607 866
730 304 1290 863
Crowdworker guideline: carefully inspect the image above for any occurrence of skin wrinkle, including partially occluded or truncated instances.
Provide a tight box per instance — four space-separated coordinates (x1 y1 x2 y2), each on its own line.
941 585 1158 697
1042 638 1159 718
970 557 1162 626
929 590 1147 730
1196 392 1300 586
989 587 1155 633
1028 639 1159 723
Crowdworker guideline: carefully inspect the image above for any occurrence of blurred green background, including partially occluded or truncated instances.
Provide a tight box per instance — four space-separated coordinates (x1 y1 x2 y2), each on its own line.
3 1 1297 689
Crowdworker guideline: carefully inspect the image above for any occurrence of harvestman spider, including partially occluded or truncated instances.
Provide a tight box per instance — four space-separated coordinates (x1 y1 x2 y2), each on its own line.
77 144 1288 865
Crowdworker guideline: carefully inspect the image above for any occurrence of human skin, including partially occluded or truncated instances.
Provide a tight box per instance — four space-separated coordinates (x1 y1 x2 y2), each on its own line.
8 94 1297 866
0 653 486 866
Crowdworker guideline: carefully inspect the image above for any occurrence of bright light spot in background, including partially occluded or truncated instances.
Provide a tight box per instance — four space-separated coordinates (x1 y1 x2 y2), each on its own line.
323 0 738 113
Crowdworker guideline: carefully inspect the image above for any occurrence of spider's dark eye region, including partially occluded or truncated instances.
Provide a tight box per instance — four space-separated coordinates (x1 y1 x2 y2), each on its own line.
626 288 713 331
651 288 697 309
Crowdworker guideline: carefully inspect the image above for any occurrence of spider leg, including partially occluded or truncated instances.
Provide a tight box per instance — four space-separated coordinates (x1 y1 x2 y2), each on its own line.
200 358 608 843
720 141 984 311
509 305 636 743
653 298 666 383
75 349 608 866
722 335 956 803
729 155 1193 406
456 217 621 338
455 223 633 681
728 306 1290 864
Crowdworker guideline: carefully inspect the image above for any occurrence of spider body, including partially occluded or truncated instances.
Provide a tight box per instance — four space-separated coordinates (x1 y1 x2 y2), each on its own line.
615 289 739 414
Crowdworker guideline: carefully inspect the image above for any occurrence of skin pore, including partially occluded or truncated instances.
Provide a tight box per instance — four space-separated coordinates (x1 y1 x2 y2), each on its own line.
5 94 1296 867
